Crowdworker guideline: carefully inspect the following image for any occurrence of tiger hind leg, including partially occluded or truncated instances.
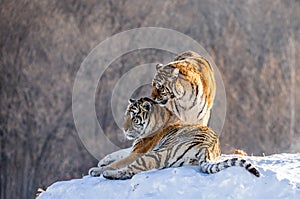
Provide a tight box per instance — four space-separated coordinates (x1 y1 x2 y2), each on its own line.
199 157 261 177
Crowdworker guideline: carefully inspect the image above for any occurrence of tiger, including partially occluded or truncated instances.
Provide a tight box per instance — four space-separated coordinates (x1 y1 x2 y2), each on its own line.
151 51 216 126
88 97 260 180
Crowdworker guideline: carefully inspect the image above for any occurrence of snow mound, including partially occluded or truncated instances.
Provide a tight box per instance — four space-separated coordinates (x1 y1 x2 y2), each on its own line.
39 153 300 199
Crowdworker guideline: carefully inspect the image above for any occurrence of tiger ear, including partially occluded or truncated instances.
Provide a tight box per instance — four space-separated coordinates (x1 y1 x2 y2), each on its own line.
142 101 152 112
156 63 163 70
129 98 136 104
171 68 179 80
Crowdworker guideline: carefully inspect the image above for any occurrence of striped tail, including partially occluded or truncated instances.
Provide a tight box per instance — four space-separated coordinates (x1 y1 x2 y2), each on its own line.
199 157 261 177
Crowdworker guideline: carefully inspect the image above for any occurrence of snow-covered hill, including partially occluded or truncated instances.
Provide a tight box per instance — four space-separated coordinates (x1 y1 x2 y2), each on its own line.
39 153 300 199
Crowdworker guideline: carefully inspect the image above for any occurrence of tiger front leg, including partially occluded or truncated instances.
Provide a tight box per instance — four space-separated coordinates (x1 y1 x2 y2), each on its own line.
88 148 129 177
103 151 167 180
97 147 132 167
90 152 143 177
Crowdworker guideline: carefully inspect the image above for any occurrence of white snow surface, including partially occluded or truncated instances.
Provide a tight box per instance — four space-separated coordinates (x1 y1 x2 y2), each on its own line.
39 153 300 199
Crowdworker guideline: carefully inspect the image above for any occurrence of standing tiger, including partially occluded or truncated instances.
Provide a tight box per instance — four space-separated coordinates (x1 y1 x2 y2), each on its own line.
151 51 216 126
89 97 260 180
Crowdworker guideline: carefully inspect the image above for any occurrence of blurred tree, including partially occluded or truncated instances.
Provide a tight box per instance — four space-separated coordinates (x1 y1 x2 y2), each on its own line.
0 0 299 198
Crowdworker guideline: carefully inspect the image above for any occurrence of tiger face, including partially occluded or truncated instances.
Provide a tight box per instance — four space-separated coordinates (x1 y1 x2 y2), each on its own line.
122 98 153 140
151 63 179 104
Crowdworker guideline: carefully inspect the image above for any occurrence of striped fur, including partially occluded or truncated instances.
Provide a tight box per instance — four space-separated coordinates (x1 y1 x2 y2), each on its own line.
89 97 260 179
199 157 260 177
151 51 216 125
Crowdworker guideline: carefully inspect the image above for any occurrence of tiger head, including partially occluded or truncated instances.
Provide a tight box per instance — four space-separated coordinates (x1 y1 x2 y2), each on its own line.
151 63 179 105
122 97 160 140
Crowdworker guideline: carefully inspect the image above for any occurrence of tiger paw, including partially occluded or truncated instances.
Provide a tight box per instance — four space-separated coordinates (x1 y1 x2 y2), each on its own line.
88 167 105 177
97 156 114 167
103 169 132 180
102 170 119 179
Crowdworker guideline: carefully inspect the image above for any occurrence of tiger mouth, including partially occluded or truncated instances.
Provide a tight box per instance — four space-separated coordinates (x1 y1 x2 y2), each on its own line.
124 131 137 140
156 98 168 105
161 99 168 104
125 134 136 140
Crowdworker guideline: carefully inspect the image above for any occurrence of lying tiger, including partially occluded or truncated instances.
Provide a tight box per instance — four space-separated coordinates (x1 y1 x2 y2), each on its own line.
152 51 216 126
89 97 260 180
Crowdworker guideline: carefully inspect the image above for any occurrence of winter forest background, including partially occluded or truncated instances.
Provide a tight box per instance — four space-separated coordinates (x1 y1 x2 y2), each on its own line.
1 0 300 199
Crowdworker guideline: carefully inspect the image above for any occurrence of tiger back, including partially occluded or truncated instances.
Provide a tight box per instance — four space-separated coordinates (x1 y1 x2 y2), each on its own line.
151 51 216 126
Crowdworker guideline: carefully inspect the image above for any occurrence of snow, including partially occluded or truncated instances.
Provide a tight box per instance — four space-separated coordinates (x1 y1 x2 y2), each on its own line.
39 153 300 199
